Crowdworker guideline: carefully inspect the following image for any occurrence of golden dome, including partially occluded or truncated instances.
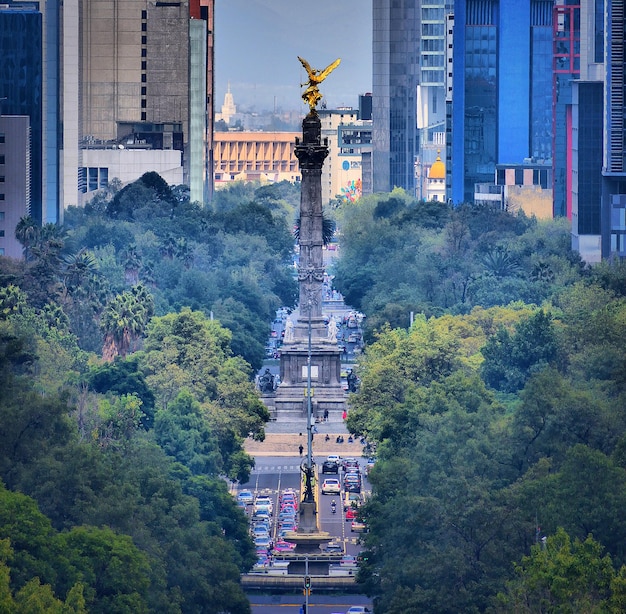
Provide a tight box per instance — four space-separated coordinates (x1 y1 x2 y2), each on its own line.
428 150 445 180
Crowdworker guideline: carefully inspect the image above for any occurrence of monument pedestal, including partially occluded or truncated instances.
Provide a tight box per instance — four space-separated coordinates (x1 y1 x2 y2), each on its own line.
274 341 345 418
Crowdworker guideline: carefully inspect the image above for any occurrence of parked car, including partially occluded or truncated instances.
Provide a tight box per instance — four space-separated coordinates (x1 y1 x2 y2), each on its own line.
322 478 341 495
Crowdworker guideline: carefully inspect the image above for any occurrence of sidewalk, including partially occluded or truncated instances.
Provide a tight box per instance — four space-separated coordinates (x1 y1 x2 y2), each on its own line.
244 432 365 457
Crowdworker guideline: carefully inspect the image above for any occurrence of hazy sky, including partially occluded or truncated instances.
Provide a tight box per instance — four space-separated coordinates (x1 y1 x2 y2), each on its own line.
214 0 372 113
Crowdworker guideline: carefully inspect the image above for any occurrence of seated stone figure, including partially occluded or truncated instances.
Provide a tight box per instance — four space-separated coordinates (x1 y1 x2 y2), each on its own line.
258 369 275 393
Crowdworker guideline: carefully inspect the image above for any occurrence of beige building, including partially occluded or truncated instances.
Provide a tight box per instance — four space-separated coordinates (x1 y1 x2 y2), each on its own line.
213 132 301 187
474 163 553 219
319 108 372 207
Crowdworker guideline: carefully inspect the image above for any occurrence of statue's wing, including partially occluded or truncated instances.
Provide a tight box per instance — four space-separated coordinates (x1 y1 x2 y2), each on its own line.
298 56 313 75
319 58 341 80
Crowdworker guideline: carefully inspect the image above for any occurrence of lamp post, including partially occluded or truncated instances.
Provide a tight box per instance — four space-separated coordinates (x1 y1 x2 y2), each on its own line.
304 298 314 502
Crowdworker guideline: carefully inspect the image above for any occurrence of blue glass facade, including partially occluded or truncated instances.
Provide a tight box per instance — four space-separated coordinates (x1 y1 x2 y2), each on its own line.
0 4 43 224
451 0 555 205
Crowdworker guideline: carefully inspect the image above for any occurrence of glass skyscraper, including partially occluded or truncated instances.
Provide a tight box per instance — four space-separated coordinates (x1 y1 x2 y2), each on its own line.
372 0 420 195
451 0 554 204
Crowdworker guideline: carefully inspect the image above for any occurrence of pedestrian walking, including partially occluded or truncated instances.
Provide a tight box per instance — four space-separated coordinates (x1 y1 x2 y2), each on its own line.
342 409 347 421
324 408 329 421
299 443 304 456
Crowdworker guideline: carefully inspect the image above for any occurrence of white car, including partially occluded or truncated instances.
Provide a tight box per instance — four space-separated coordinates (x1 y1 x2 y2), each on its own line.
345 608 371 614
321 478 341 495
254 496 273 515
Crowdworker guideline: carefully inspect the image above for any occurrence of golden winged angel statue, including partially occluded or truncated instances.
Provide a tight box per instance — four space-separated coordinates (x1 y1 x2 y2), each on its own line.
298 56 341 112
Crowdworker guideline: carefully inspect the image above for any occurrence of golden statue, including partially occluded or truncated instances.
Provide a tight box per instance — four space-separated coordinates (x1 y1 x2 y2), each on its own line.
298 56 341 112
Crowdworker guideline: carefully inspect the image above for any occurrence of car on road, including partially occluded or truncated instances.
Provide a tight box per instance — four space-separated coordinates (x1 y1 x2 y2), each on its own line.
343 475 361 493
322 478 341 495
237 490 254 506
322 542 343 554
345 506 358 521
351 519 367 533
345 607 370 614
339 555 358 567
254 496 274 515
272 540 296 553
322 458 339 474
254 536 273 549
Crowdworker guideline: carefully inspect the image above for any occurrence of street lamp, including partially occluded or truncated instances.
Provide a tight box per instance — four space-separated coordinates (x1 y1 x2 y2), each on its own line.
304 298 314 502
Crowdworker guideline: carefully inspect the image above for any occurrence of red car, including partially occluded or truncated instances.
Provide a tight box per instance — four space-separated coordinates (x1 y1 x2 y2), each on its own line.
345 506 358 521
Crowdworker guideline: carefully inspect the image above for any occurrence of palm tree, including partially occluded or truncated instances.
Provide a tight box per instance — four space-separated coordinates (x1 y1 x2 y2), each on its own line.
62 249 99 295
293 212 336 246
481 245 520 278
122 244 141 285
100 285 154 361
14 216 39 261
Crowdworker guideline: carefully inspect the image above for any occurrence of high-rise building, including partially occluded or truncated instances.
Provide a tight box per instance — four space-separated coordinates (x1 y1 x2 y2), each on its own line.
372 0 419 195
372 0 451 198
602 0 626 258
0 2 44 225
79 0 215 206
571 0 603 263
450 0 554 204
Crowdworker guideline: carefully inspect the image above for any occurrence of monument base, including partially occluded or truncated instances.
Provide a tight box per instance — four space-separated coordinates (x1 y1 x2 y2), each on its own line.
274 341 345 419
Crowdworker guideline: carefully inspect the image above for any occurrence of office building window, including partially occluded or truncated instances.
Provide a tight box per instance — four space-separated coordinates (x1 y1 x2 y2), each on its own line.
99 168 108 189
0 230 4 237
0 194 4 201
0 176 4 183
141 61 147 70
515 169 524 185
0 248 4 256
0 156 4 164
0 134 4 143
0 212 4 220
88 167 98 191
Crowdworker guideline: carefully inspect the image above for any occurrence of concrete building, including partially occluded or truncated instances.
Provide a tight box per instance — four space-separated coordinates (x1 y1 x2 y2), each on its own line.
79 0 215 206
474 162 553 220
213 132 301 187
0 115 31 258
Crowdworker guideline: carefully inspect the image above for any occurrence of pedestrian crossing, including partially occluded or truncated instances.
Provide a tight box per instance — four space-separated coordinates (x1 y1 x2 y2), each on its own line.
251 464 303 474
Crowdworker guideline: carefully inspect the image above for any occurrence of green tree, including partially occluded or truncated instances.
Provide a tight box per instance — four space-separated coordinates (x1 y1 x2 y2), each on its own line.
495 528 617 613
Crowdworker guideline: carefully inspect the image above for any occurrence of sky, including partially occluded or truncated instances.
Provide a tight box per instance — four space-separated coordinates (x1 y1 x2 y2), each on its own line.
214 0 372 113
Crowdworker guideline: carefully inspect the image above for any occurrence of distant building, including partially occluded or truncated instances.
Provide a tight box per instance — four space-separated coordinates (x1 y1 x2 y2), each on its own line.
426 151 446 202
319 108 372 206
213 132 301 187
474 163 553 220
216 83 237 125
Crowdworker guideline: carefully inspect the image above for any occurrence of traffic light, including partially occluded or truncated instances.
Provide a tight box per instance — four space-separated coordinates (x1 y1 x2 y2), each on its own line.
304 575 311 589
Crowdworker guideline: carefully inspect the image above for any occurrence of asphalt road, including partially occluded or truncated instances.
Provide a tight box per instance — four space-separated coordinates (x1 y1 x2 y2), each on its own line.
239 455 373 614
